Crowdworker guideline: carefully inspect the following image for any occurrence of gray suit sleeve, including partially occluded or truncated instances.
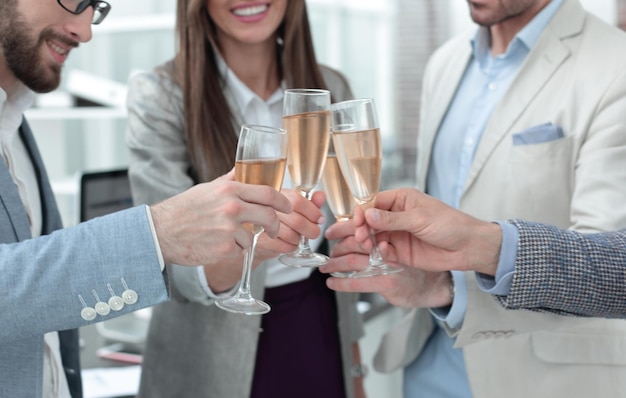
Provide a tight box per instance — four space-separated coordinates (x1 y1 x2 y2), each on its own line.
0 206 169 343
495 220 626 318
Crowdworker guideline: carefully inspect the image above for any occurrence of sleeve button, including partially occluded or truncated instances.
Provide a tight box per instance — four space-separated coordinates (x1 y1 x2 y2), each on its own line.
122 289 138 305
81 307 97 321
95 302 111 316
108 296 125 311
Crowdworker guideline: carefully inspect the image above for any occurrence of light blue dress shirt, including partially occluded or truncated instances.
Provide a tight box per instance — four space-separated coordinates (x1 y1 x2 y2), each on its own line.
404 1 563 397
475 222 519 294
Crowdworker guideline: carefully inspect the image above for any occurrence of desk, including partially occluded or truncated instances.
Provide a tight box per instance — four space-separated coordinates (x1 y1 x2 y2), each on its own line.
80 324 140 398
78 293 393 397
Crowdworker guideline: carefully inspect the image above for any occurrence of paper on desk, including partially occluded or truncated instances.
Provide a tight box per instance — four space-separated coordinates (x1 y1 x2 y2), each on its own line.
82 365 141 398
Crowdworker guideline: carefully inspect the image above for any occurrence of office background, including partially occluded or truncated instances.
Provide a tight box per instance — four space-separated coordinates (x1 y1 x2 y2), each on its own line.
26 0 620 396
26 0 617 227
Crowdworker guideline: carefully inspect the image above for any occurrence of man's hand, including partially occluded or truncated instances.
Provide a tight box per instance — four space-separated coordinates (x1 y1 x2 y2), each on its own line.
205 189 326 293
319 188 503 308
321 225 453 308
254 190 326 260
325 188 502 276
151 170 292 266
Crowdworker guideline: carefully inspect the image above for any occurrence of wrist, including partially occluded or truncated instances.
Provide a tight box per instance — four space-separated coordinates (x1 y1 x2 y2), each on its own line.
433 271 455 307
205 263 244 294
150 202 180 265
471 221 502 276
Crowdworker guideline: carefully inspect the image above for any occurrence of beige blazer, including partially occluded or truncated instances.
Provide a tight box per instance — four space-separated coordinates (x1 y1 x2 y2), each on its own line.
376 1 626 397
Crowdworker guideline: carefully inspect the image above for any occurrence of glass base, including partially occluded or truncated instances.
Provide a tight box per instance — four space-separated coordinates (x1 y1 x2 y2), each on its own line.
278 251 329 268
330 271 355 278
349 263 404 279
215 296 270 315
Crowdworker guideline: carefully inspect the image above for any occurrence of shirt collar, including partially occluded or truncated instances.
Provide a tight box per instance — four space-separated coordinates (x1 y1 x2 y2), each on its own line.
0 82 35 138
0 82 35 117
471 0 564 59
215 51 284 112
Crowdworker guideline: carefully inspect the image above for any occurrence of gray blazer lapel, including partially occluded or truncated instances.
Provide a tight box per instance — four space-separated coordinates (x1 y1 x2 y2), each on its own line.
19 118 63 234
464 0 584 192
0 146 32 242
0 117 61 242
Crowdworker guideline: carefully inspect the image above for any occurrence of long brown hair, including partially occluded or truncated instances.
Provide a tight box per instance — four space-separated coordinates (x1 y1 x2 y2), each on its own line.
171 0 329 182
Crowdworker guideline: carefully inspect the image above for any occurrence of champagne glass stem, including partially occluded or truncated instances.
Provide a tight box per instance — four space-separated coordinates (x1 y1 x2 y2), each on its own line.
216 228 270 314
278 189 329 267
233 232 260 300
295 234 314 256
347 204 404 279
295 190 314 255
367 227 385 266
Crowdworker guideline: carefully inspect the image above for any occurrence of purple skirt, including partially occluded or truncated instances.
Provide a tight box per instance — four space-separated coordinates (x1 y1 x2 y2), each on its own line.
250 269 346 398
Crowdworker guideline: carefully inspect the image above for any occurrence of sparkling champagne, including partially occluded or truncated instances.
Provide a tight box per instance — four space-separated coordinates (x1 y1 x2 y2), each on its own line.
332 128 382 204
283 110 330 193
321 155 356 221
235 158 287 233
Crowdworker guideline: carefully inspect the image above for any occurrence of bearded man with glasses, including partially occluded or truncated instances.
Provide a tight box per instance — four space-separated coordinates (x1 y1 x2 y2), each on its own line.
0 3 111 396
0 0 300 397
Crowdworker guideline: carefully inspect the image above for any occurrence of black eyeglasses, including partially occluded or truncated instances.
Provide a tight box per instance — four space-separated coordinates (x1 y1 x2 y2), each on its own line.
57 0 111 25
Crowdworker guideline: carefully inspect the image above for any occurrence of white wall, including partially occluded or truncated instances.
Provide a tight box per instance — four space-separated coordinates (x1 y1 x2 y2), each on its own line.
32 0 620 228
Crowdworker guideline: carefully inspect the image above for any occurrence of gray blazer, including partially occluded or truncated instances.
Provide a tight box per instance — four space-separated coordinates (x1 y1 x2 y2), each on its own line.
127 63 364 398
0 119 170 397
496 220 626 319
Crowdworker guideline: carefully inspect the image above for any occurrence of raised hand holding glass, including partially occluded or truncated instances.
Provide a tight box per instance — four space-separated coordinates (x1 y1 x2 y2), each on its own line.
331 98 404 278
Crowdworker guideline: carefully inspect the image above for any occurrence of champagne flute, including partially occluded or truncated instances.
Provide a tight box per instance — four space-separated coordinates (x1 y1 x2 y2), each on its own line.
279 89 331 268
321 138 358 277
331 98 403 278
321 138 357 222
216 124 288 315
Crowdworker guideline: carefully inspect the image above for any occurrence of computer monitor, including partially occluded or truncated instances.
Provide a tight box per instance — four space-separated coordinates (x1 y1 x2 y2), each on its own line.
79 168 133 222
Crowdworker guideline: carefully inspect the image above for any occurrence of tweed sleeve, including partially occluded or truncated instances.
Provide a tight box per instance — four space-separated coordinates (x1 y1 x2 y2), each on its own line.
494 220 626 318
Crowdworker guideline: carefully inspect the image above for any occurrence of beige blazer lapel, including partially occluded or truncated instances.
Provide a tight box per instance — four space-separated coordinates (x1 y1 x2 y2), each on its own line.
463 0 584 194
416 38 472 190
